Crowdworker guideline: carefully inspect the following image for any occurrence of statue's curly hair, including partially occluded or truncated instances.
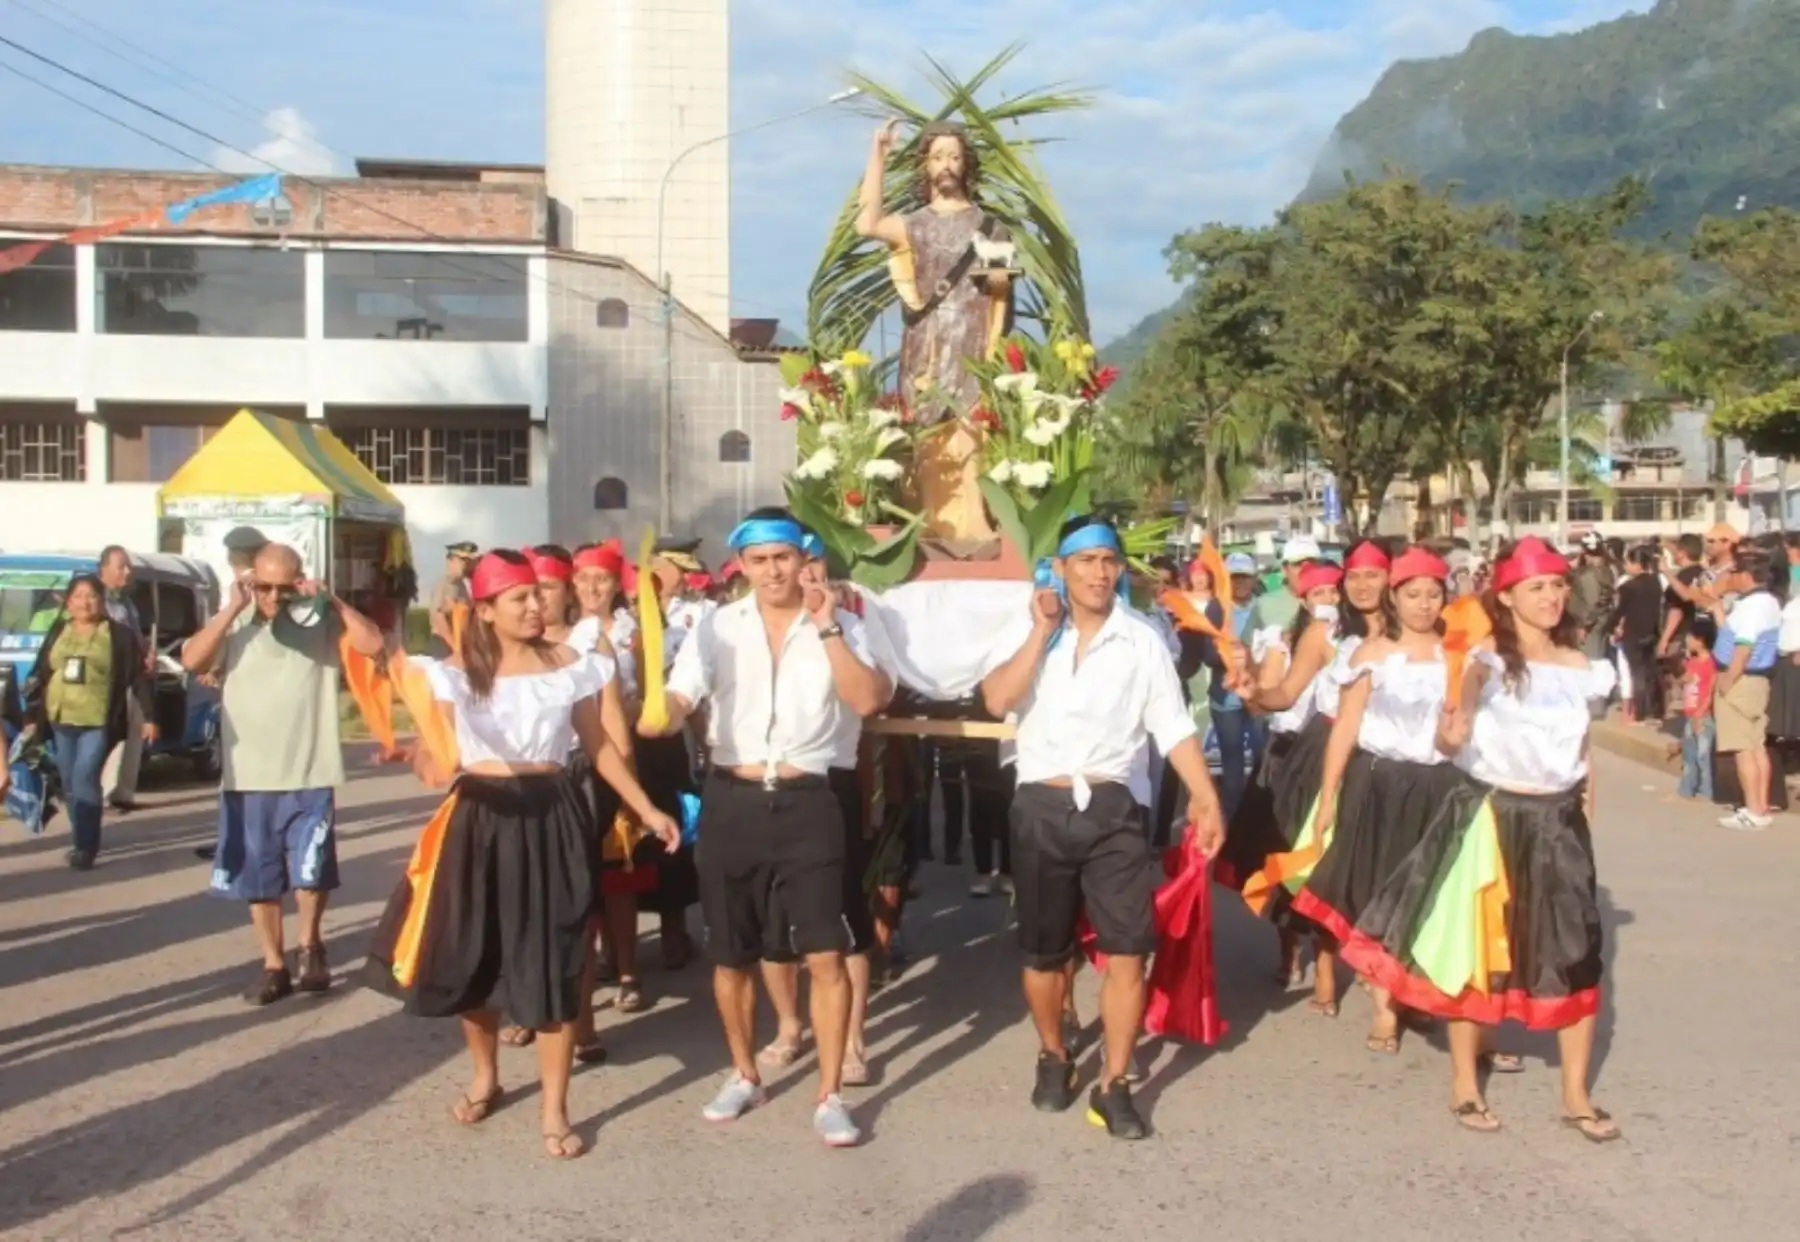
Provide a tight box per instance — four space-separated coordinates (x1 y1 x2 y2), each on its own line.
912 121 979 205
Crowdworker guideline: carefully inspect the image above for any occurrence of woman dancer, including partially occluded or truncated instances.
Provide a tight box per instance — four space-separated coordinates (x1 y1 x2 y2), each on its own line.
1241 539 1391 1010
21 573 152 870
1218 560 1343 983
1293 546 1462 1053
1335 537 1620 1140
366 550 679 1159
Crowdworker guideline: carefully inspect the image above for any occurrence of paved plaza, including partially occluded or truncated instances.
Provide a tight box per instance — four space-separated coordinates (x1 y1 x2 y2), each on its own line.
2 746 1797 1241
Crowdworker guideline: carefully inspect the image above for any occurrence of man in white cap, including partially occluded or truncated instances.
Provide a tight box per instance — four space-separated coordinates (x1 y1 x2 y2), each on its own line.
1248 535 1319 640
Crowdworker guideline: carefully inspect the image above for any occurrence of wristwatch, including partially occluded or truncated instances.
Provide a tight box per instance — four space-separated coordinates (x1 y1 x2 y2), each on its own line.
816 623 844 641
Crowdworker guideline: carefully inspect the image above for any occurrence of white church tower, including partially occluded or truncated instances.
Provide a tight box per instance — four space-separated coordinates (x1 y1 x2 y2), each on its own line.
545 0 732 335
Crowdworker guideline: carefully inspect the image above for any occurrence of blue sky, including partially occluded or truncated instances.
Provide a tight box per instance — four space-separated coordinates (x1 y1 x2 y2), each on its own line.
0 0 1642 341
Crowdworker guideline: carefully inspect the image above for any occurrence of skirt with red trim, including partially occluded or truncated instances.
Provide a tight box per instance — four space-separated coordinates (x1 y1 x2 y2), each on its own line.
364 770 599 1030
1292 750 1467 940
1334 780 1602 1030
1217 715 1331 932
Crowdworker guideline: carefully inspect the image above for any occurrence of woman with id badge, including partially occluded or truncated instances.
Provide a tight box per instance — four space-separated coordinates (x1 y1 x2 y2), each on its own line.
20 573 153 870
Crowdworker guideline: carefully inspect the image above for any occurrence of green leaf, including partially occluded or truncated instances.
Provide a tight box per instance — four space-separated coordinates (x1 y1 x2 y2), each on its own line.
778 353 811 387
849 523 921 589
785 481 874 558
1020 469 1088 560
978 477 1031 561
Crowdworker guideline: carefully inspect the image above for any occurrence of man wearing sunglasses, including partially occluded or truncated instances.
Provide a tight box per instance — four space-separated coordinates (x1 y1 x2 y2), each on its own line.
182 544 385 1006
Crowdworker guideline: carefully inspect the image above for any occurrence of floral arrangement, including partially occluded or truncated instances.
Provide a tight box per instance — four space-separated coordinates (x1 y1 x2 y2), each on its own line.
778 350 923 587
968 334 1119 503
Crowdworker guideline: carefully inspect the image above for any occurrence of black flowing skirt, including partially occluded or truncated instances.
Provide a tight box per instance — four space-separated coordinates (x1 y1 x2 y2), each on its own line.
1217 715 1332 932
638 733 698 914
364 771 599 1030
1292 750 1467 940
1770 658 1800 741
1335 779 1602 1030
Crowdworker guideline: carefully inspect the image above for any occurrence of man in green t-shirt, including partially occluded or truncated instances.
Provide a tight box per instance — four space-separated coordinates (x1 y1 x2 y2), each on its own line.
181 544 386 1006
1247 535 1320 639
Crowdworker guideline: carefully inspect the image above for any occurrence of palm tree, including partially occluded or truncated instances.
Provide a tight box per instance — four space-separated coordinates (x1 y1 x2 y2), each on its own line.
806 44 1094 355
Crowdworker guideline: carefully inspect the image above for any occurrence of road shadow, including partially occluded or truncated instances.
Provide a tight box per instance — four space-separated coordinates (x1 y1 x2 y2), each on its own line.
902 1174 1034 1242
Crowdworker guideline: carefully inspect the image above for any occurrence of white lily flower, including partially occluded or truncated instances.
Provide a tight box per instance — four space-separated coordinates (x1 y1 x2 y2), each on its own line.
867 408 900 429
1023 421 1060 447
778 387 813 414
992 372 1039 395
1014 460 1054 490
795 446 839 480
987 460 1015 484
818 422 846 440
861 459 904 481
1045 393 1084 418
820 360 845 377
875 428 907 452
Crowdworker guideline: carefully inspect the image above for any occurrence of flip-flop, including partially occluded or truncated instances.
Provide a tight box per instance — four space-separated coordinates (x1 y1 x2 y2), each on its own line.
1561 1108 1621 1143
1306 998 1339 1018
1365 1034 1400 1056
575 1040 608 1065
1451 1100 1501 1133
1479 1051 1526 1074
499 1026 536 1048
451 1087 503 1125
542 1128 586 1160
616 978 646 1013
757 1036 804 1069
841 1054 870 1087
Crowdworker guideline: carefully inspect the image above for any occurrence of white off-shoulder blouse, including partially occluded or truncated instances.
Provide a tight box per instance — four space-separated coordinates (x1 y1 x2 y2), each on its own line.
415 650 615 766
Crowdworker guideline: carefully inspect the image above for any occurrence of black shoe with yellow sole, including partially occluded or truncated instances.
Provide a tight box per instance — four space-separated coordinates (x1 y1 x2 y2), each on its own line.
1086 1076 1149 1139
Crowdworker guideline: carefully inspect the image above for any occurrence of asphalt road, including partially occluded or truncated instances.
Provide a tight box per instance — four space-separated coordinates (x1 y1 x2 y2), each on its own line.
0 747 1794 1241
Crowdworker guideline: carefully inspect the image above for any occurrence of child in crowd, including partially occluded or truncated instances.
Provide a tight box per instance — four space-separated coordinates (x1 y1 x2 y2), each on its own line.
1675 618 1718 802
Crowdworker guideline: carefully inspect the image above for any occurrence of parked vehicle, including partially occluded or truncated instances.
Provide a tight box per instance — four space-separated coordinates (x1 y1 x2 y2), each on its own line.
0 552 223 779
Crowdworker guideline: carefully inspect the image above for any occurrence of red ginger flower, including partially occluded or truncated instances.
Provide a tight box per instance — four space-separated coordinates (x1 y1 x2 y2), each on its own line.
1004 341 1027 373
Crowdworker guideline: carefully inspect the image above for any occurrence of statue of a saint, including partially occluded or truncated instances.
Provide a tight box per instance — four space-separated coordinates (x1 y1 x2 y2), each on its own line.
856 120 1016 547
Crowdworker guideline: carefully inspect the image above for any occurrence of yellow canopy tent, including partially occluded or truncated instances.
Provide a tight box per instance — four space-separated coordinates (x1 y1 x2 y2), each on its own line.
157 408 411 591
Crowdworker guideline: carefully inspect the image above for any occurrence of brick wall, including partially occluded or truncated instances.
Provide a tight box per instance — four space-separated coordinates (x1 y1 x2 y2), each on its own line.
0 164 547 243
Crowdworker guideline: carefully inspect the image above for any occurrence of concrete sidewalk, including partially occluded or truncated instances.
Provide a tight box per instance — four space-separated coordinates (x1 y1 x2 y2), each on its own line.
1 749 1798 1241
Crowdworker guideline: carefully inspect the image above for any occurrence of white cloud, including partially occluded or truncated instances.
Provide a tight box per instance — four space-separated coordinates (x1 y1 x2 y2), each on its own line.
211 106 337 176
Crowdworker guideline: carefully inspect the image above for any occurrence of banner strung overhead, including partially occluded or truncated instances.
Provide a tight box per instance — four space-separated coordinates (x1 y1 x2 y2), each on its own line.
0 172 284 276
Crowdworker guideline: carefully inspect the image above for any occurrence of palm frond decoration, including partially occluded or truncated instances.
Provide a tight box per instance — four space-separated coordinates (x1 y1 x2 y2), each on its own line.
807 44 1094 358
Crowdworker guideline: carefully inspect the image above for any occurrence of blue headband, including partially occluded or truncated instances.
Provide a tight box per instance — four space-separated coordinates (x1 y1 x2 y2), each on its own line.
1033 520 1128 648
727 516 807 552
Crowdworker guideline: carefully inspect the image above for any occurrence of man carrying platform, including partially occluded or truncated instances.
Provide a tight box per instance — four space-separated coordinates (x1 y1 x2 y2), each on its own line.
981 514 1226 1140
640 507 891 1148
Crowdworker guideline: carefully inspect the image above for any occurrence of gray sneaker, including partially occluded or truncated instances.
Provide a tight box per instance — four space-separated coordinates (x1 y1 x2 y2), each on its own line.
813 1093 861 1148
701 1072 766 1123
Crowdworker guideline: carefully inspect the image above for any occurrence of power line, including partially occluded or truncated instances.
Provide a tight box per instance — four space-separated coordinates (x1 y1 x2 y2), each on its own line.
0 30 752 354
0 55 211 171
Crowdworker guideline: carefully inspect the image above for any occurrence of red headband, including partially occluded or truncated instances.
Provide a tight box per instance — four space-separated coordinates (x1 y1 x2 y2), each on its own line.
470 552 539 601
1344 542 1392 572
1491 536 1570 593
529 551 573 583
1297 563 1343 596
684 571 712 591
573 543 625 577
1389 547 1449 585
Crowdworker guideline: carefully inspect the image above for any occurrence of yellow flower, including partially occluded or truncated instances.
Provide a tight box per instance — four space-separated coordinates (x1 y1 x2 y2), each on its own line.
840 349 873 368
1053 340 1077 361
1080 342 1096 359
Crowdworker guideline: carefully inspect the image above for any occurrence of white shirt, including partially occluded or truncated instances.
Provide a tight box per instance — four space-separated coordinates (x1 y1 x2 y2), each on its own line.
1457 652 1614 793
1340 647 1449 765
663 596 715 670
1011 605 1198 808
666 595 876 777
416 652 614 767
1313 634 1361 720
832 589 900 769
569 611 639 696
1780 593 1800 655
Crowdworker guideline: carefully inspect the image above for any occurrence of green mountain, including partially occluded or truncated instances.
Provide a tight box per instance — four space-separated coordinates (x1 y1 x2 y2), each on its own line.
1103 0 1800 358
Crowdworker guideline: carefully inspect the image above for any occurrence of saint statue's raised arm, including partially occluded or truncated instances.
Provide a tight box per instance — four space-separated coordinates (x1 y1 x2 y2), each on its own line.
855 120 1016 549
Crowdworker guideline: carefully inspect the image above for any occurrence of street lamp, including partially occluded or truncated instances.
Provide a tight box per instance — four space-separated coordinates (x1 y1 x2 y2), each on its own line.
1558 310 1604 549
655 87 864 532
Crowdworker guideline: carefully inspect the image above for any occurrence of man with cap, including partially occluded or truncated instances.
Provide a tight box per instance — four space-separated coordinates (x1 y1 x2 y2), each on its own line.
649 537 714 660
1248 535 1319 640
427 542 478 656
1568 532 1617 665
640 506 891 1148
1199 551 1265 816
981 513 1225 1140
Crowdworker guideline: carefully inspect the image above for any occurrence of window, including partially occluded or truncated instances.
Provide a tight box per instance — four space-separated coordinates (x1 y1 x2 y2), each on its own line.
323 251 528 342
593 476 628 510
343 424 530 485
1567 496 1603 522
1510 498 1556 525
719 430 750 463
1613 493 1668 522
596 298 630 329
0 242 76 331
97 243 304 338
0 414 84 481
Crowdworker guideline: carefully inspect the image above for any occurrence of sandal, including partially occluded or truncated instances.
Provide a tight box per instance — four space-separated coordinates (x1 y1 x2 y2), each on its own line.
451 1087 503 1125
757 1036 804 1069
841 1053 870 1087
499 1026 537 1048
1306 998 1339 1019
541 1128 586 1160
1561 1108 1621 1144
575 1039 609 1066
616 978 646 1013
1479 1051 1526 1075
1365 1034 1400 1055
1451 1099 1501 1133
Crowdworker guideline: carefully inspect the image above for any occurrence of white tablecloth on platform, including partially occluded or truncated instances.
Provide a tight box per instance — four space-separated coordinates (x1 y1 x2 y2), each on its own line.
851 580 1034 700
